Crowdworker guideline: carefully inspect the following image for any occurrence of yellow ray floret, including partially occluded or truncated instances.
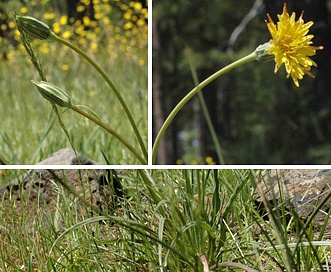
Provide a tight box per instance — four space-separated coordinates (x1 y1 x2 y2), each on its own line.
265 3 323 87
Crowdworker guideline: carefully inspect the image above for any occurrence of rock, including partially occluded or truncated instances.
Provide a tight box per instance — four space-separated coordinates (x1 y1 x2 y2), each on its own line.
0 169 102 212
0 168 125 235
35 148 99 165
0 148 103 208
256 169 331 237
0 150 124 233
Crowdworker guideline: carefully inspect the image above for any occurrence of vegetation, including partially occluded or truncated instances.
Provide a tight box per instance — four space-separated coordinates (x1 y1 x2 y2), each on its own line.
0 169 330 271
0 0 147 164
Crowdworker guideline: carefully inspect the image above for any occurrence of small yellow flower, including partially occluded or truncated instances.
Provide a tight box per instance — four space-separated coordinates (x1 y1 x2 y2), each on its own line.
52 22 61 34
60 15 68 25
91 42 98 52
138 57 145 66
94 12 102 20
62 30 71 39
20 7 28 14
43 12 55 20
89 90 95 96
265 3 323 87
9 21 16 29
123 21 133 30
82 16 90 26
81 0 91 5
132 2 142 11
76 5 86 13
205 156 215 165
176 158 183 165
61 64 69 71
103 17 110 25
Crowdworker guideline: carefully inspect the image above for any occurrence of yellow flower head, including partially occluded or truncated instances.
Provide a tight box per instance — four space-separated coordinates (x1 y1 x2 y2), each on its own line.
265 3 323 87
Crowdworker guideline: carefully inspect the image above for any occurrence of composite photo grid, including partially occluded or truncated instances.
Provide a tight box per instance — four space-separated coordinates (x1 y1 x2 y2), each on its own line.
1 0 331 271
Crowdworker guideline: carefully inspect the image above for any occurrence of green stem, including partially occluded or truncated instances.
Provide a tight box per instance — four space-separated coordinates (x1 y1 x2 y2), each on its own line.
52 104 80 161
186 47 225 164
71 104 146 164
51 34 148 161
152 51 258 164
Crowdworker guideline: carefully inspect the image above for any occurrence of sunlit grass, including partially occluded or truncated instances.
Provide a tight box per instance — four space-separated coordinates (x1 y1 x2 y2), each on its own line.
1 169 330 270
0 44 147 164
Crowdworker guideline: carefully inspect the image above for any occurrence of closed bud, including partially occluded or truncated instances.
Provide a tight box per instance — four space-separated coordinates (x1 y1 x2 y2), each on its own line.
31 80 71 107
15 15 53 40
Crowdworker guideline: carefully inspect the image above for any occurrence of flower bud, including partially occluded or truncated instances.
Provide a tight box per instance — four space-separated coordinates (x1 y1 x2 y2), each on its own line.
31 80 71 107
15 15 53 40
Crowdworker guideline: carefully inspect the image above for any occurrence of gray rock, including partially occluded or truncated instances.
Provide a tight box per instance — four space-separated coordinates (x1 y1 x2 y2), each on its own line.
0 150 122 232
256 169 331 236
36 148 99 165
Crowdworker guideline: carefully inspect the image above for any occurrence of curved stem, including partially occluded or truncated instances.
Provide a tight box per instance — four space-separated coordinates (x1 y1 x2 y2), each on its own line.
52 34 148 161
152 51 257 164
71 104 146 164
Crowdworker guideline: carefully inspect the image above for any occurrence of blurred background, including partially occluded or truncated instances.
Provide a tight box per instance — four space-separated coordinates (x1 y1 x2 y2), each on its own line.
0 0 147 164
153 0 331 165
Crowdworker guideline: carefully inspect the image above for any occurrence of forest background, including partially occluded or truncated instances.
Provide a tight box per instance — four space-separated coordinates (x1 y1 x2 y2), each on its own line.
153 0 331 165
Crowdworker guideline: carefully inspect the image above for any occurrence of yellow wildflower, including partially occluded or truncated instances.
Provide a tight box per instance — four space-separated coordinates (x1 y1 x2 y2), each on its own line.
20 7 28 14
89 90 95 97
43 12 55 20
62 30 71 39
103 17 110 25
81 0 91 5
91 42 98 52
76 5 85 13
61 64 69 71
265 3 323 87
83 16 90 26
124 21 133 30
132 2 142 11
138 57 145 66
8 21 16 29
94 12 102 20
176 159 183 165
52 22 61 34
137 19 145 27
205 156 215 165
60 15 68 25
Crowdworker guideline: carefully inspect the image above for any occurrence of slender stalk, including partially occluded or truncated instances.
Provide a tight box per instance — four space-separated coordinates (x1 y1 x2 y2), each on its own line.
152 51 257 164
71 104 146 164
186 48 225 164
52 104 79 158
51 34 148 161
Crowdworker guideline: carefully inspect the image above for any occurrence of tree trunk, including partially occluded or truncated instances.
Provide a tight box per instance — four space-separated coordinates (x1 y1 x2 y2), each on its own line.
152 17 167 164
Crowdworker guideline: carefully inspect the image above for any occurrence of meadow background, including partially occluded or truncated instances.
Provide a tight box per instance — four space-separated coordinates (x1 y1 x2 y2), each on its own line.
0 0 147 165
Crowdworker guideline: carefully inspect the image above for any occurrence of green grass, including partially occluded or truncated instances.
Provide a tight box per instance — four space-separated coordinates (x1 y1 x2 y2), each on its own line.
0 169 330 271
0 40 147 165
